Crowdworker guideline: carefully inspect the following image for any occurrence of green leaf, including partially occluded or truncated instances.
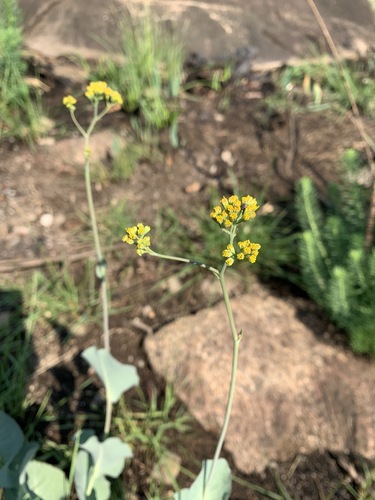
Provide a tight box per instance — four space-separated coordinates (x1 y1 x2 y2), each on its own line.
21 461 69 500
74 436 132 500
295 177 328 264
0 411 24 464
82 346 139 403
328 266 351 323
0 413 38 489
14 441 39 485
80 435 133 479
174 459 231 500
74 449 110 500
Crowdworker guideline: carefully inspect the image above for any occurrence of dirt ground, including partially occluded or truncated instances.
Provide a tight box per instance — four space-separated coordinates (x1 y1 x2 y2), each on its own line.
1 61 375 499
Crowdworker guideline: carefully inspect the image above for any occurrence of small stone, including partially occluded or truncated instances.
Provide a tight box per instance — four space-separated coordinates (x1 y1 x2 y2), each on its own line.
214 112 225 122
137 359 145 369
185 181 201 193
142 305 156 319
40 213 54 227
165 275 182 294
221 149 235 166
209 164 218 175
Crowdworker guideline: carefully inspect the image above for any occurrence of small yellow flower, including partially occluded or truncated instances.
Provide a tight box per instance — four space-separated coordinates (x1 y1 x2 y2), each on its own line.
225 257 234 266
222 244 235 258
63 95 77 110
210 194 260 228
122 223 152 256
136 223 150 237
85 81 123 106
237 239 261 264
104 87 123 106
85 81 108 101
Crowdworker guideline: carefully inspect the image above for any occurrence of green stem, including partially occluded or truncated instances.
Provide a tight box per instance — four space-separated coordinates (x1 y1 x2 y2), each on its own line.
206 270 241 486
71 104 113 440
148 249 220 277
104 395 113 437
205 226 241 490
147 232 241 491
84 154 103 261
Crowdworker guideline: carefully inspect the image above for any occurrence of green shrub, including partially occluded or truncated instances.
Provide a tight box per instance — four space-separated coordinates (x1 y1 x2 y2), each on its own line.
91 6 185 145
0 0 44 141
295 149 375 355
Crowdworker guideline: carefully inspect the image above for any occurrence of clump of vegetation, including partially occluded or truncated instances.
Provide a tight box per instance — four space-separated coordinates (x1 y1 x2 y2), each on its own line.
296 148 375 355
0 288 32 418
267 57 375 116
91 6 185 146
156 191 297 280
0 0 45 141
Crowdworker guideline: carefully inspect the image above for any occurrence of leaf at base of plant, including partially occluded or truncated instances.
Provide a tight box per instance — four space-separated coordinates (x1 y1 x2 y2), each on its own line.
174 458 231 500
82 346 139 403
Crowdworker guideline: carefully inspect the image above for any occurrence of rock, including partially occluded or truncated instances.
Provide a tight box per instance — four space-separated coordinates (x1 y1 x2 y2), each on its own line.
39 213 54 227
144 280 375 473
185 181 202 193
19 0 375 66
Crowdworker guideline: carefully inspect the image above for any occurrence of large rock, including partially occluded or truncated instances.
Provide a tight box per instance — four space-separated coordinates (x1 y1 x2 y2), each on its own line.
144 280 375 473
19 0 375 65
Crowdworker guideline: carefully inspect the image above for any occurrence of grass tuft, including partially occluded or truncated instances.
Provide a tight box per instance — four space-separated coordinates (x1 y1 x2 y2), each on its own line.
0 0 45 142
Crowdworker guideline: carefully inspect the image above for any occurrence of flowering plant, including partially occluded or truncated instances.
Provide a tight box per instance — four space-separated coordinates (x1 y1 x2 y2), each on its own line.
123 193 261 498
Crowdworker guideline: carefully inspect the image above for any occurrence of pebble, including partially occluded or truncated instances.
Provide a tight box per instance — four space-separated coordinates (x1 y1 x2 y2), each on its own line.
221 149 235 166
141 305 156 319
214 112 225 122
185 181 201 193
40 213 54 227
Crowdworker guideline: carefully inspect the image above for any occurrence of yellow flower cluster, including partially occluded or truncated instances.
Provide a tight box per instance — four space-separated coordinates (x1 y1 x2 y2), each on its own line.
62 95 77 111
222 240 261 266
210 195 259 229
122 223 151 256
62 82 123 111
85 81 123 106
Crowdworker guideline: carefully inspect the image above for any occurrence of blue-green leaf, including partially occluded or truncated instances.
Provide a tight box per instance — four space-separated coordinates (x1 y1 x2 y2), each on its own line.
0 413 38 489
80 435 132 478
174 459 231 500
74 449 110 500
21 461 69 500
82 346 139 403
0 411 24 464
14 441 39 485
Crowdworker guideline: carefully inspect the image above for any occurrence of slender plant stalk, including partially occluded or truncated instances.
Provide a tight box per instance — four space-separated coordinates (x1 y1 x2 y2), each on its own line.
70 101 114 437
306 0 375 250
208 271 241 475
150 227 243 491
71 103 111 351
